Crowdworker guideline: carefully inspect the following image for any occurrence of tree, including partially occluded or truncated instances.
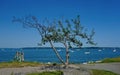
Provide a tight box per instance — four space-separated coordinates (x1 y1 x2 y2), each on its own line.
12 15 96 67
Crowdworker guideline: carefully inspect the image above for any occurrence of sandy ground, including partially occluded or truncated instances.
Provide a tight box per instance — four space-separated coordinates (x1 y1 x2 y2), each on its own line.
0 63 120 75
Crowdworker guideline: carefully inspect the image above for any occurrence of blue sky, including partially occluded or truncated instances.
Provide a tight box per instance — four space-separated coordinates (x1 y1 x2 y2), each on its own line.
0 0 120 48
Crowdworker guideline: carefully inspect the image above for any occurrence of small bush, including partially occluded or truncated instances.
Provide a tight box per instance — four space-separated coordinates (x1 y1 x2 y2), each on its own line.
52 63 57 66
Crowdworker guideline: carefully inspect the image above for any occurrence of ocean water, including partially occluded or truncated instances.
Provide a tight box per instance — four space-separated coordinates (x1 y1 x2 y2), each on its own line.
0 48 120 63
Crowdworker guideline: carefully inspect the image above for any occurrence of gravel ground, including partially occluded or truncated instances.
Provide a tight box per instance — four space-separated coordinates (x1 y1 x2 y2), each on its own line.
0 66 91 75
0 67 41 75
0 63 120 75
75 63 120 75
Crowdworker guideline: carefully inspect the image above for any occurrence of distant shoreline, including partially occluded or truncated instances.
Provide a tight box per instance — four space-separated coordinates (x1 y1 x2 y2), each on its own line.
0 47 120 50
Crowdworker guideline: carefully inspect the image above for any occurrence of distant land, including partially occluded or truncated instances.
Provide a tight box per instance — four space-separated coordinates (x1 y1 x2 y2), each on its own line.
19 47 120 50
0 47 120 50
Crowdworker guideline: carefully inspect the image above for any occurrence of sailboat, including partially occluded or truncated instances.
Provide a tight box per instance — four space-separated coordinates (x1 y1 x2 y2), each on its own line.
113 49 116 52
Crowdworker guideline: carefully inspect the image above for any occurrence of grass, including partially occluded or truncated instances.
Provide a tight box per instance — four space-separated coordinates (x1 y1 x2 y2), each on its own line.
0 61 42 68
101 57 120 63
27 71 63 75
92 69 118 75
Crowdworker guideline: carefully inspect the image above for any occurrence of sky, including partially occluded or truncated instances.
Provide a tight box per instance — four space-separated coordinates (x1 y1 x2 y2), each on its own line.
0 0 120 48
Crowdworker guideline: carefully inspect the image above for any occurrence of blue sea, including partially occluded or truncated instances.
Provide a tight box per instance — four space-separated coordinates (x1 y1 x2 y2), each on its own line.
0 47 120 63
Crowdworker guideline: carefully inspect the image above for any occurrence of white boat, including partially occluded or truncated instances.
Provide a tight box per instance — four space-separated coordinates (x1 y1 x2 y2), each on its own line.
113 49 116 52
70 50 74 52
83 62 87 64
57 49 61 52
98 49 102 52
84 52 90 54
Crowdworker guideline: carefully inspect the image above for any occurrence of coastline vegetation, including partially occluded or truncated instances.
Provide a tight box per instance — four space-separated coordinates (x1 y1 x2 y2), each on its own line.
101 57 120 63
92 69 118 75
0 61 42 68
1 56 120 68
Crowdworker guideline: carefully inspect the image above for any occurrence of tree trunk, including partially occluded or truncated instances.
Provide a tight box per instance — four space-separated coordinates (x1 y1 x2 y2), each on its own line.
64 43 69 67
49 41 65 65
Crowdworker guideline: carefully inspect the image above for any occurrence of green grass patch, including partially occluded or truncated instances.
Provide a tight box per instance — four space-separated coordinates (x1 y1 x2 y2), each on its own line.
101 57 120 63
27 71 63 75
0 61 42 68
92 69 118 75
